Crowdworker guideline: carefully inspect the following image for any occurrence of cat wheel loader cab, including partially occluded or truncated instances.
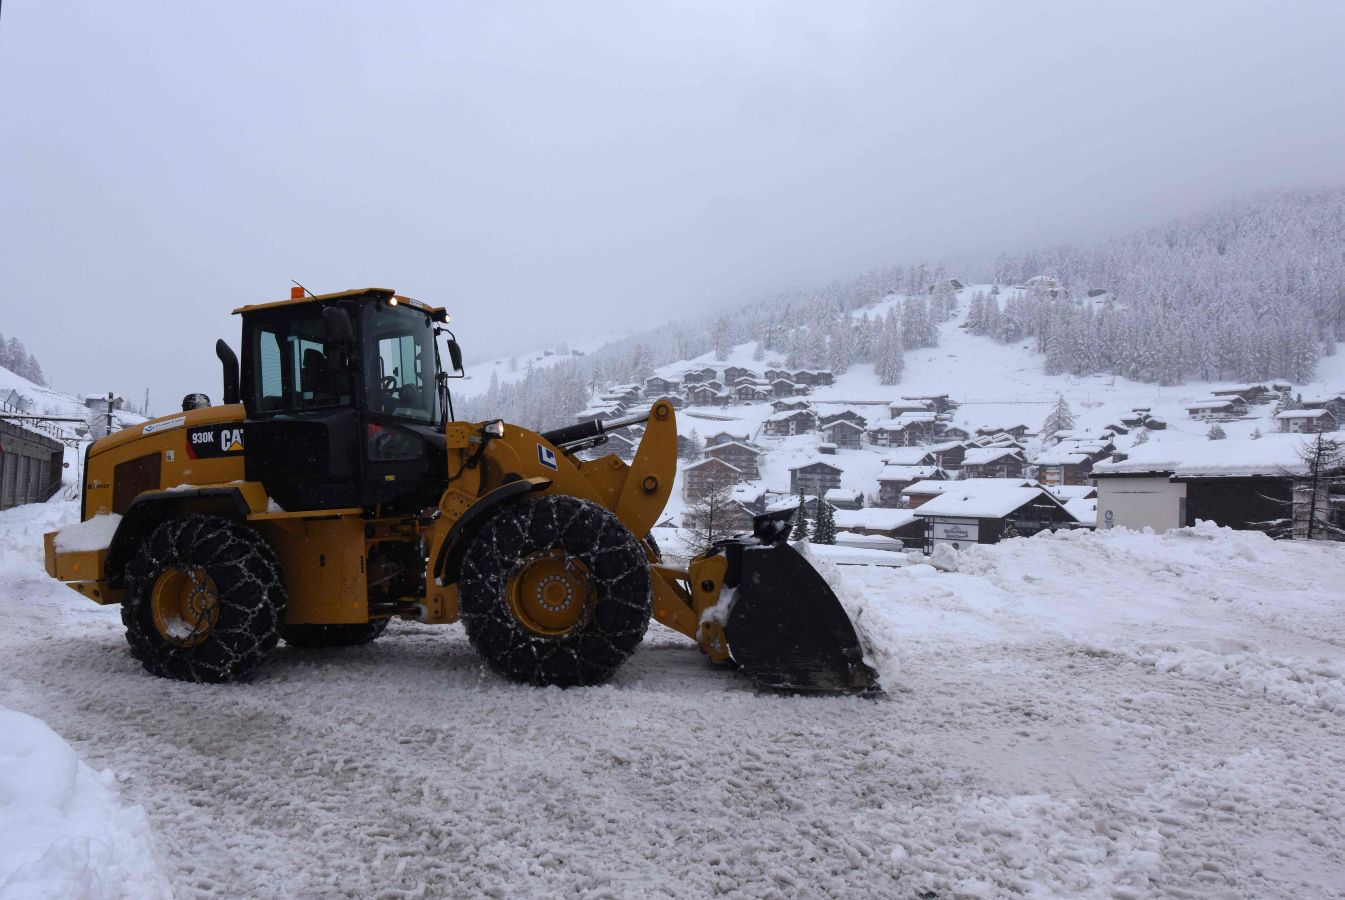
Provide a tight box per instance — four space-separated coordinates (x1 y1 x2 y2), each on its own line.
42 286 879 693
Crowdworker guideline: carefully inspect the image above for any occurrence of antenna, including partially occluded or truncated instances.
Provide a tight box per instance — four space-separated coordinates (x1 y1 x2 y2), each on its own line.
291 279 317 298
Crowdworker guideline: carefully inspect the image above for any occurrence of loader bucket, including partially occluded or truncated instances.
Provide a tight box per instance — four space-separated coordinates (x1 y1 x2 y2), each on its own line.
714 513 881 694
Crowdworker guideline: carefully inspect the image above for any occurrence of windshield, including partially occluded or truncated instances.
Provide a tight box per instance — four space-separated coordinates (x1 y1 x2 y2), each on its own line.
363 302 438 423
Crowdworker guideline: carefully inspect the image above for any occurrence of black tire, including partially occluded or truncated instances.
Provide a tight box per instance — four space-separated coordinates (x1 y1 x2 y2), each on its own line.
280 618 391 648
459 495 651 687
121 514 286 683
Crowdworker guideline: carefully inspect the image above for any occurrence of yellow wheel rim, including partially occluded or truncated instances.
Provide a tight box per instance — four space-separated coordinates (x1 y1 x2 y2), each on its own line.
150 566 220 647
506 551 593 638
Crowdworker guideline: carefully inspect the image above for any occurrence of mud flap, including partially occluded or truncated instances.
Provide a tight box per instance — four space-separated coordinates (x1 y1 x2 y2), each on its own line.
715 512 881 694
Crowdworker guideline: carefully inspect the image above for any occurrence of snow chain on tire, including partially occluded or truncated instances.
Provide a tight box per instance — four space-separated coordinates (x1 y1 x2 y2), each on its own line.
121 514 287 683
459 495 652 687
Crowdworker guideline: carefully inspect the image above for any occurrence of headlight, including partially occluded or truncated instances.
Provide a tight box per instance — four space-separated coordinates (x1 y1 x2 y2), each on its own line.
484 420 505 438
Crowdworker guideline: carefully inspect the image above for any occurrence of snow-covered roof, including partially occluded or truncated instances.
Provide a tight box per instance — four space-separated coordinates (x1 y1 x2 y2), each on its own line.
822 419 865 432
962 447 1023 466
1047 484 1097 500
905 477 1034 497
868 414 934 431
1063 498 1097 527
884 448 936 465
877 465 942 482
764 409 815 422
1032 448 1091 466
705 440 761 456
824 488 862 503
576 405 622 418
1092 433 1330 478
1186 398 1240 410
1275 409 1334 420
683 457 743 474
789 460 843 473
730 484 765 504
913 482 1072 521
833 508 920 531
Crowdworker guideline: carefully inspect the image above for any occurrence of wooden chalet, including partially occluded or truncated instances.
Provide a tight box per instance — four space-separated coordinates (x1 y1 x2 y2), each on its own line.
1301 392 1345 422
926 440 966 470
762 408 817 437
685 384 730 406
681 366 717 385
834 508 924 546
704 440 762 479
734 382 770 403
818 409 868 428
960 447 1027 479
821 418 864 449
901 393 954 414
681 457 744 501
975 424 1031 440
1210 384 1271 404
705 431 748 447
723 366 758 385
1186 397 1246 420
644 376 680 396
1275 408 1339 434
789 461 844 497
914 480 1077 551
887 400 933 417
825 488 864 511
876 465 945 507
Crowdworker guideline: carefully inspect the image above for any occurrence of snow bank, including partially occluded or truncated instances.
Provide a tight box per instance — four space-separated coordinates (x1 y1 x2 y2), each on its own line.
0 500 80 578
0 707 170 900
847 521 1345 714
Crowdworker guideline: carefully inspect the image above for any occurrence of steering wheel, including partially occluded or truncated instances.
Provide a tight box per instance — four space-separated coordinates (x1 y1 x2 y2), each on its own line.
381 375 398 392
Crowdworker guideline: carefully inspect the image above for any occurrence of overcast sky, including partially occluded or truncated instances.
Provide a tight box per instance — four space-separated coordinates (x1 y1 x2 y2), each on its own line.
2 0 1344 413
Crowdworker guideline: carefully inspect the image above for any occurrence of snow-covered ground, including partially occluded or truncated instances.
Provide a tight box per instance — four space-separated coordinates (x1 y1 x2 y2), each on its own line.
3 496 1344 898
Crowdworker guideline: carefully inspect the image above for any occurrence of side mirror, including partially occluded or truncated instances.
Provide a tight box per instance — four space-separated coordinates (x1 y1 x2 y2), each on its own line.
446 339 464 374
322 307 355 370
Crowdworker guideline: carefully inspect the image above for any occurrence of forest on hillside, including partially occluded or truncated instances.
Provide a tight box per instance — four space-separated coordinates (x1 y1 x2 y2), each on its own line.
0 332 47 387
461 189 1345 430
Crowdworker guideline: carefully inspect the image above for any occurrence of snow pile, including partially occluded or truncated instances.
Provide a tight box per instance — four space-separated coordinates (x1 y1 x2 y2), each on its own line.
52 514 121 554
1131 639 1345 715
0 708 169 900
793 540 901 685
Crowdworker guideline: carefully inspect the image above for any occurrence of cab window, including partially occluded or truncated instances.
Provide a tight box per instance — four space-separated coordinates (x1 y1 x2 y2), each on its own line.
248 311 353 414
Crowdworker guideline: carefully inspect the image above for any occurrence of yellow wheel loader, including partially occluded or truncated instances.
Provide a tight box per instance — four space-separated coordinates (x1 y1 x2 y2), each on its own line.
43 287 878 693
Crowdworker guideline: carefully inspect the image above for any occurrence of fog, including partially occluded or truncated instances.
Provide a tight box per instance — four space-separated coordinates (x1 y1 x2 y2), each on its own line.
2 0 1343 413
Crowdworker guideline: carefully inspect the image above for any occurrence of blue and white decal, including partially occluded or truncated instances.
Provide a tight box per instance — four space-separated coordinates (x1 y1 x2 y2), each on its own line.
537 443 558 470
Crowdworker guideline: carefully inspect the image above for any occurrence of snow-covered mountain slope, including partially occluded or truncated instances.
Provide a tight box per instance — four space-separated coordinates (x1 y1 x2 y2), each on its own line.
0 364 147 438
653 286 1344 524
